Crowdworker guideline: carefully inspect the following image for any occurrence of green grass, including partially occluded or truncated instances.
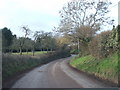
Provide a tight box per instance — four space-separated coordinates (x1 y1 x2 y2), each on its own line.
69 53 119 84
12 51 48 55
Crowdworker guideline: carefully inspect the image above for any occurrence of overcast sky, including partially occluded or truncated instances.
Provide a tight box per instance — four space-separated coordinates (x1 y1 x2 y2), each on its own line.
0 0 119 37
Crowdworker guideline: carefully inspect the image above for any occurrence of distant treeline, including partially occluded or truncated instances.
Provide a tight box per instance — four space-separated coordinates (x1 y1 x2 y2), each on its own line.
1 27 62 55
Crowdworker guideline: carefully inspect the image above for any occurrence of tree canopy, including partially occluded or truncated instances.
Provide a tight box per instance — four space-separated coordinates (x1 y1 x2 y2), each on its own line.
1 27 13 52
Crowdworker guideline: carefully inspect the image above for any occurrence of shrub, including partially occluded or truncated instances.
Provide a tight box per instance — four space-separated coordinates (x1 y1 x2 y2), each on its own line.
89 31 111 59
89 25 120 59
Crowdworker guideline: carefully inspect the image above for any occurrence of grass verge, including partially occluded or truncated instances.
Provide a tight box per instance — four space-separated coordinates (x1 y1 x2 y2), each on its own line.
69 53 119 84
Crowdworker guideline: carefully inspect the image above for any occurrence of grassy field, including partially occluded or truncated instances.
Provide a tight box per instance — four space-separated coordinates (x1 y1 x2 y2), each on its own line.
12 51 48 55
69 53 119 84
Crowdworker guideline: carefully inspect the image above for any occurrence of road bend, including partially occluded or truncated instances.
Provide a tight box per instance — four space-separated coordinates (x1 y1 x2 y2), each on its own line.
12 56 111 88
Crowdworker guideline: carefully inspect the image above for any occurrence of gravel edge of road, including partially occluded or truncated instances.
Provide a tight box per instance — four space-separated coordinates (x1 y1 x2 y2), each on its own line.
67 60 119 87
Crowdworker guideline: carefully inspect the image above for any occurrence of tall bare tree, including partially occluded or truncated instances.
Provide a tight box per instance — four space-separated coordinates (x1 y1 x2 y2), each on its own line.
58 0 114 55
59 0 114 30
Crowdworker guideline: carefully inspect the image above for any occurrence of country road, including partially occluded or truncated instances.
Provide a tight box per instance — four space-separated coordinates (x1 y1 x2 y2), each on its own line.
12 56 111 88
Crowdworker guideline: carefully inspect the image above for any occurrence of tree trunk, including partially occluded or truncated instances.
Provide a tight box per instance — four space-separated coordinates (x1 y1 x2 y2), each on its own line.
26 49 28 54
32 49 35 56
20 47 22 55
78 39 80 56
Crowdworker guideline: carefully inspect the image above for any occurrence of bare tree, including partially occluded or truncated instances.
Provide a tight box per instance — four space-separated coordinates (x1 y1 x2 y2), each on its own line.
59 0 114 30
58 0 114 55
19 25 31 55
32 31 41 56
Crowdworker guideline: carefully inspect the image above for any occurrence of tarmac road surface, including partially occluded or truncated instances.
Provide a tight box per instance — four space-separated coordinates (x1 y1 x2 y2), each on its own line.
12 56 111 88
